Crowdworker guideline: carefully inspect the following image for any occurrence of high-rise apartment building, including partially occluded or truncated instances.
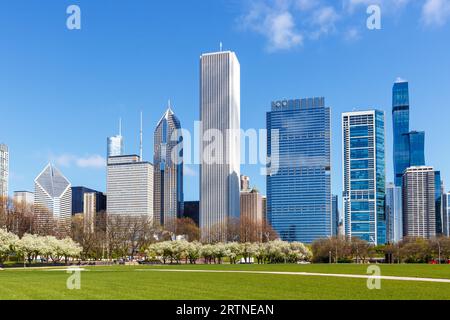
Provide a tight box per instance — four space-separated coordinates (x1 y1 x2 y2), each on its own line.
402 166 436 239
154 106 183 233
0 144 9 199
200 51 240 243
342 110 386 245
386 183 403 243
83 192 106 233
267 98 331 243
106 155 154 221
34 164 72 234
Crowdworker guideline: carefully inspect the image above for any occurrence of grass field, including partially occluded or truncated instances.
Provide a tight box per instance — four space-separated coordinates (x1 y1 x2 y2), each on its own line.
1 264 449 300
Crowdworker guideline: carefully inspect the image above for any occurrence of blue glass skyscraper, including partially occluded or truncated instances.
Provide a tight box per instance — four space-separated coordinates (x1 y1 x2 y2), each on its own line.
342 110 386 245
407 131 425 167
267 98 331 243
392 81 410 187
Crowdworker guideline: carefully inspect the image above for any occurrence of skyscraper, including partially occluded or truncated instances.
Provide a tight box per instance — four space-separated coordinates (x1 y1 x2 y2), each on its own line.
342 110 386 245
402 166 436 239
392 80 410 187
386 183 403 243
434 171 443 235
13 191 34 206
71 186 106 215
407 131 426 167
106 155 154 221
443 192 450 237
240 188 263 242
332 195 340 237
0 144 9 199
154 105 184 233
200 51 240 243
34 164 72 234
107 119 124 158
267 98 331 243
240 175 250 192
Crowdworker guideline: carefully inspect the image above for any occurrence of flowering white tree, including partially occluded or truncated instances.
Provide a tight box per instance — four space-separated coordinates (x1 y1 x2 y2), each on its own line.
225 242 241 264
16 234 43 264
0 228 19 265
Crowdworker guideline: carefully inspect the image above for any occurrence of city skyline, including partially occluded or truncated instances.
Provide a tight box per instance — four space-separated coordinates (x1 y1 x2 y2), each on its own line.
2 1 450 202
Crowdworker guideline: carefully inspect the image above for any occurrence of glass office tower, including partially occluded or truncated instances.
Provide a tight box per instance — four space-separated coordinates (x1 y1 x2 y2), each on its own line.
267 97 331 243
392 81 410 187
407 131 425 167
435 171 443 234
342 110 386 245
386 183 403 243
154 106 184 233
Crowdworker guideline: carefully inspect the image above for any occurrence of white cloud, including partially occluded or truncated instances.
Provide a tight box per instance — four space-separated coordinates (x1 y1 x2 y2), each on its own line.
309 6 340 38
51 154 106 169
76 155 106 168
422 0 450 26
240 1 304 51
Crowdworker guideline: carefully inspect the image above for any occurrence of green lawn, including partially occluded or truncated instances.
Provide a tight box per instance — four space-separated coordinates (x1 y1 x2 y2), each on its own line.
1 264 449 300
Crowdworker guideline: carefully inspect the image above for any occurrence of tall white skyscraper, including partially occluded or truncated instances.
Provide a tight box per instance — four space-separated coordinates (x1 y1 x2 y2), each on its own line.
0 144 9 199
402 166 436 239
200 51 241 242
107 155 154 222
34 164 72 234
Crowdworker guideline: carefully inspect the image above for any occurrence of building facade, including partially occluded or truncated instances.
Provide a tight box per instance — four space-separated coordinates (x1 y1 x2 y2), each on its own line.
443 192 450 237
267 98 331 243
240 189 263 242
34 164 72 234
153 107 184 233
200 51 241 243
106 155 154 221
183 201 200 226
71 186 106 215
332 195 340 237
386 183 403 243
392 80 410 187
240 175 250 192
342 110 386 245
13 191 34 206
402 166 436 239
0 144 9 199
83 192 105 233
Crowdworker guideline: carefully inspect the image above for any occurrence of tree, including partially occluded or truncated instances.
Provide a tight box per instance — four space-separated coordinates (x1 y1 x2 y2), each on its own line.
176 218 200 242
0 228 19 265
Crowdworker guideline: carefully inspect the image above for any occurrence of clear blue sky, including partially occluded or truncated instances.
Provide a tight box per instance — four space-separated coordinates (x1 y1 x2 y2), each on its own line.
1 0 450 201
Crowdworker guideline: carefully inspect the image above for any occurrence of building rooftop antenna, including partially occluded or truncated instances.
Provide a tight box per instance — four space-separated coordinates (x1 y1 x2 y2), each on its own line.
139 111 143 161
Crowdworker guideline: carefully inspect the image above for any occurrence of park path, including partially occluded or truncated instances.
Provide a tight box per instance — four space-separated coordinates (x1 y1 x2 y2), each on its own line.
136 268 450 284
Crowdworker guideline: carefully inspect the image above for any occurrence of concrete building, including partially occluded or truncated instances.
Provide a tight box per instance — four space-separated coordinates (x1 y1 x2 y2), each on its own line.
240 189 263 242
106 155 153 222
83 192 106 233
34 164 72 234
200 50 241 243
402 166 436 239
13 191 34 206
0 144 9 199
71 186 106 215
